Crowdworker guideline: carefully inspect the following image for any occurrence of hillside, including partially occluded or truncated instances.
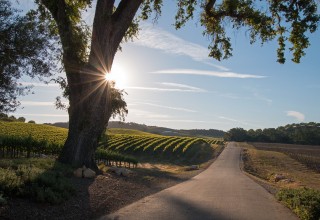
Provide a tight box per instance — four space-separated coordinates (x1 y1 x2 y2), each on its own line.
0 121 224 164
45 121 225 138
0 121 68 145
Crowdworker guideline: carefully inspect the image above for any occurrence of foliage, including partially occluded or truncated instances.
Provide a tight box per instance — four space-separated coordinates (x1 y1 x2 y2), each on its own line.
0 113 25 123
225 122 320 145
276 188 320 220
0 0 58 113
108 81 128 122
0 158 74 204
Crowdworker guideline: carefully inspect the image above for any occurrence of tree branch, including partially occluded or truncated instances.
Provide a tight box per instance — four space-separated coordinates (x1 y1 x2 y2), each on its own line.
112 0 143 47
205 0 216 16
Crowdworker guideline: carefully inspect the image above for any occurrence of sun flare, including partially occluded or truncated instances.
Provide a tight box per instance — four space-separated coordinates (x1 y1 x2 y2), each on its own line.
105 63 127 89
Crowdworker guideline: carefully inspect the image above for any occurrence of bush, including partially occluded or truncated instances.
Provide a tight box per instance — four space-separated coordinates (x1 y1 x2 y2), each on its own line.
276 188 320 220
0 158 74 204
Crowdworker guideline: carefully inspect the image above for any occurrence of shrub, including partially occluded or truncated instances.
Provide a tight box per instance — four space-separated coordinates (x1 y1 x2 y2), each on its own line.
276 188 320 220
0 158 75 204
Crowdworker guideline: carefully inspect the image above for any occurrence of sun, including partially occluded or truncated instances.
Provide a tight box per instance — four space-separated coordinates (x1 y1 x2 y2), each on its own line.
105 63 127 89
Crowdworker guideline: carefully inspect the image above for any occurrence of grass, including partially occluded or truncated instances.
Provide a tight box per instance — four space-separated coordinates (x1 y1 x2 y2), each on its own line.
240 144 320 190
251 142 320 173
238 142 320 220
0 158 75 204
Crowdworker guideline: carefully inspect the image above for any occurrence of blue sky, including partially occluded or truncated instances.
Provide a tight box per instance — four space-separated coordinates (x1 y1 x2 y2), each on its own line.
13 1 320 131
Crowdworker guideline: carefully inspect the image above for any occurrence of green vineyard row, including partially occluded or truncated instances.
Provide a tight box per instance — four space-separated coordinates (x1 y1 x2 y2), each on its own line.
0 122 224 162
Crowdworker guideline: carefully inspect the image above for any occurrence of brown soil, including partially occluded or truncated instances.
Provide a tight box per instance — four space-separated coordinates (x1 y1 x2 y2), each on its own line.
0 163 208 220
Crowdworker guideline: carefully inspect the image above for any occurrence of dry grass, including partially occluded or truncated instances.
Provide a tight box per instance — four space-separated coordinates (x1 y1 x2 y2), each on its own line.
239 142 320 190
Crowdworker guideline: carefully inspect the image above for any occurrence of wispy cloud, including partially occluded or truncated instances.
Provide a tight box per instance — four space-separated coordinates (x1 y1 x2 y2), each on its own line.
286 111 305 122
153 119 229 124
134 101 197 113
133 23 229 71
219 116 259 128
253 92 273 105
129 109 171 119
160 82 206 92
153 69 266 79
125 82 206 93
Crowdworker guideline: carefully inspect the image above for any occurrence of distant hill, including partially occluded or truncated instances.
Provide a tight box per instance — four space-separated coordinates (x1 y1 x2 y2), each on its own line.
107 128 159 136
45 121 225 138
107 121 225 138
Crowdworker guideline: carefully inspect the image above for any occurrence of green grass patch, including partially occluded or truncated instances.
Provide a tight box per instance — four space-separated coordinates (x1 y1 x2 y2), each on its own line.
0 158 74 204
276 188 320 220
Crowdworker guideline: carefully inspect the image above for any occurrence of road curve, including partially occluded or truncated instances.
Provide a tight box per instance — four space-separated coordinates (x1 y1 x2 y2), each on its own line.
100 142 298 220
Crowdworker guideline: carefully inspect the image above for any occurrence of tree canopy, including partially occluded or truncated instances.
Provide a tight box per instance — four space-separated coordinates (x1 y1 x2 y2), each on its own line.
0 0 58 112
35 0 319 65
225 122 320 145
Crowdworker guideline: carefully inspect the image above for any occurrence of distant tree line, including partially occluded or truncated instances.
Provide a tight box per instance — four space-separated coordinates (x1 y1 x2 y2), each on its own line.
0 113 34 123
225 122 320 145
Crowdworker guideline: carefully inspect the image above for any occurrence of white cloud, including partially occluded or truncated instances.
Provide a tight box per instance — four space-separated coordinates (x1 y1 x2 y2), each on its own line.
219 116 259 128
134 101 197 113
153 69 266 79
153 119 228 124
125 82 206 93
286 111 305 122
160 82 206 92
133 23 229 71
129 109 170 119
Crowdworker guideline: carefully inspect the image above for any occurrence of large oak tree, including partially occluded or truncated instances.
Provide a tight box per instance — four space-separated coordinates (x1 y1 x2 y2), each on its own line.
33 0 319 168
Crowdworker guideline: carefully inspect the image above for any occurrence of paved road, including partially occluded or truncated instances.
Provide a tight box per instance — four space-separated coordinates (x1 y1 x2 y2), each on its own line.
101 142 298 220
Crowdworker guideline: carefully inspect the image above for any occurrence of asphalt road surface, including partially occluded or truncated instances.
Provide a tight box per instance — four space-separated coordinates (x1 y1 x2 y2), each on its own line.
101 142 298 220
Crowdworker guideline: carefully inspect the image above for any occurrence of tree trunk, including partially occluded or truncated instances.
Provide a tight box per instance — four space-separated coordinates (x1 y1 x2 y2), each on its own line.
58 64 111 168
42 0 143 169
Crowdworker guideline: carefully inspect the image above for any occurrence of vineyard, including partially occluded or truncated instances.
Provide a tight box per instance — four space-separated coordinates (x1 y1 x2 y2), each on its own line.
0 121 224 165
100 135 224 164
251 142 320 173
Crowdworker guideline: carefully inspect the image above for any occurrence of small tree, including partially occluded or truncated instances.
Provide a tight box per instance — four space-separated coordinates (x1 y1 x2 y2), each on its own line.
17 117 26 123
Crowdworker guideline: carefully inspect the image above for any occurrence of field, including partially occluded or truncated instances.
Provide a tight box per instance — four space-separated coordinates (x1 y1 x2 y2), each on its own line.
0 121 224 165
250 142 320 173
239 142 320 190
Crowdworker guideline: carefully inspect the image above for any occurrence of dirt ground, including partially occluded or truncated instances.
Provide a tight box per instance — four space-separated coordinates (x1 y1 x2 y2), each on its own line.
0 162 211 220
